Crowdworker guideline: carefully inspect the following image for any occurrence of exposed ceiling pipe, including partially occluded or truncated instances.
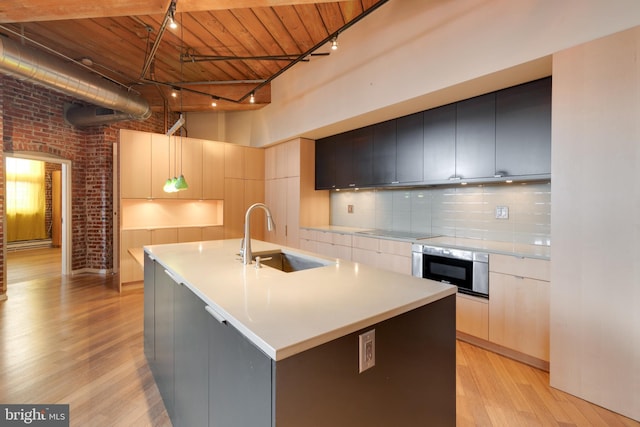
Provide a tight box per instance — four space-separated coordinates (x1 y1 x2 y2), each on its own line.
0 35 151 127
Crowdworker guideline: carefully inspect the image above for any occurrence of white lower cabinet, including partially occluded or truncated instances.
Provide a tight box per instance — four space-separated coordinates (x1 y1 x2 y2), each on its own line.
352 235 411 275
315 230 353 260
299 230 412 275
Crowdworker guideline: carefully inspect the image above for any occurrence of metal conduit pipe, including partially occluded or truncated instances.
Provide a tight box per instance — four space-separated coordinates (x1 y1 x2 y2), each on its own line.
0 35 152 127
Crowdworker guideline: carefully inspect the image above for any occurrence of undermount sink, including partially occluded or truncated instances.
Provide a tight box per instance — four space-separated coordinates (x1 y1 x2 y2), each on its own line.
252 250 332 273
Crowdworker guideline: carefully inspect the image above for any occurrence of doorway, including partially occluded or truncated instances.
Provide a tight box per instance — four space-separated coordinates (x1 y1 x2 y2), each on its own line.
4 153 71 286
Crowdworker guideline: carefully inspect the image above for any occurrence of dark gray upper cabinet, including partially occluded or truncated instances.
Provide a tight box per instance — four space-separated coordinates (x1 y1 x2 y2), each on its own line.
314 135 337 189
316 127 373 189
352 127 374 186
315 78 551 189
495 77 551 177
455 92 496 180
333 133 352 188
372 120 397 185
423 103 456 182
396 112 424 183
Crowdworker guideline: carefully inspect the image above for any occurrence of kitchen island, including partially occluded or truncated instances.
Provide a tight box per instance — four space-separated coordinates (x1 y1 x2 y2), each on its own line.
144 239 456 427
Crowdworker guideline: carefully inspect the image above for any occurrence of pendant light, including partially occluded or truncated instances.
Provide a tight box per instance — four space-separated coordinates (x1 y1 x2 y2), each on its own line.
163 133 175 193
164 9 188 193
174 128 188 190
175 13 188 192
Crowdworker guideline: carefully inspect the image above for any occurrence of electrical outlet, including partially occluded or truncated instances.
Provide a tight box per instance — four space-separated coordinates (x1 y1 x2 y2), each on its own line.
359 329 375 373
495 206 509 219
347 204 354 214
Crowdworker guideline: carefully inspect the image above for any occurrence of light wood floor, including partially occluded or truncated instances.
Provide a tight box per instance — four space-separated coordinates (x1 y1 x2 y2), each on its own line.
1 248 638 427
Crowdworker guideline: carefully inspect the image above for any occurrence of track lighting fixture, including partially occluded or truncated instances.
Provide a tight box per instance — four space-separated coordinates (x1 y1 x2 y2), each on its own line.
171 87 180 98
169 2 178 29
211 96 218 107
249 92 255 103
331 36 338 50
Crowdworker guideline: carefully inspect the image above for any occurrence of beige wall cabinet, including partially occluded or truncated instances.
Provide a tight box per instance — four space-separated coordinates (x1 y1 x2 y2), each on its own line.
176 137 203 200
488 254 550 362
264 138 329 249
120 130 152 199
203 140 224 200
150 133 177 199
122 131 220 201
118 130 229 290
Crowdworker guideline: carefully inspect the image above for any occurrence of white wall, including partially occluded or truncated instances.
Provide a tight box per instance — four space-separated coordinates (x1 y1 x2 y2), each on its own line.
550 26 640 421
184 111 226 141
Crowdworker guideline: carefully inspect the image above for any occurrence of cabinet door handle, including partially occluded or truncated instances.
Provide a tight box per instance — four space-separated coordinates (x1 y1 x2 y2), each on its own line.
205 306 227 324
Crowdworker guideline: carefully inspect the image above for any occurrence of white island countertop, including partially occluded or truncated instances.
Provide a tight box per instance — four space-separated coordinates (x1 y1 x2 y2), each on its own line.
145 239 456 361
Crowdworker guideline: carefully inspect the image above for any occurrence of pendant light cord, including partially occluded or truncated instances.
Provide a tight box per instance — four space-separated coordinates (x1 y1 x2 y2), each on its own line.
179 11 184 178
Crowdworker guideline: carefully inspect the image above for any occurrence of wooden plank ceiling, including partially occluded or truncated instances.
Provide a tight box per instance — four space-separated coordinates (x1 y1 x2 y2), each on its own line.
0 0 386 112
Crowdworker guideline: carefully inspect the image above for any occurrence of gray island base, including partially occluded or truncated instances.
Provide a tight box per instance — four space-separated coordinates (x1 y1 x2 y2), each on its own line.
143 239 456 426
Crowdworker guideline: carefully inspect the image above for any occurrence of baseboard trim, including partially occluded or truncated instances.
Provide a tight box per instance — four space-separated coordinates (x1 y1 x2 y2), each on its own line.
7 240 53 251
456 331 550 372
71 268 113 275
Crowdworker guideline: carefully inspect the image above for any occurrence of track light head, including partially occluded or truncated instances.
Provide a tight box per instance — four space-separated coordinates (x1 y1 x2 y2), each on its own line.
249 92 255 104
331 36 338 50
169 1 178 29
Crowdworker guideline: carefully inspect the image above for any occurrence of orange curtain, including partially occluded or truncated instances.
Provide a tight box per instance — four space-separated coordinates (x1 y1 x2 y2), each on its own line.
6 158 47 242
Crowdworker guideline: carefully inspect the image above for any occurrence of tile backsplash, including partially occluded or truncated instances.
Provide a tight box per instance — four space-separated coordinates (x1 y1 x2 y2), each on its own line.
330 182 551 246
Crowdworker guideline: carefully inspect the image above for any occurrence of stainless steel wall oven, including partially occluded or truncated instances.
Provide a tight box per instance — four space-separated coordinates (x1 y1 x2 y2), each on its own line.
412 244 489 298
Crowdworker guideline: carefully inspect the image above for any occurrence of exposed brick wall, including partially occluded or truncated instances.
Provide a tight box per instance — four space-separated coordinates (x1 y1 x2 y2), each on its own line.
0 75 168 295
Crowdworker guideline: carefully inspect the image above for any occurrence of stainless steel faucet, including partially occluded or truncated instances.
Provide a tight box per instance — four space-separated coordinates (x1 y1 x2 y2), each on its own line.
240 203 275 265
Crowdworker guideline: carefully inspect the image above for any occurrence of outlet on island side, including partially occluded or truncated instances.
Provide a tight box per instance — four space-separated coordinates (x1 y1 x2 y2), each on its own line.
358 329 375 373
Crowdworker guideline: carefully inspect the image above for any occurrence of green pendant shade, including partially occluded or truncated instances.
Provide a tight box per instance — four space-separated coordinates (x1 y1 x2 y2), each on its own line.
163 175 188 193
163 178 174 193
175 174 189 190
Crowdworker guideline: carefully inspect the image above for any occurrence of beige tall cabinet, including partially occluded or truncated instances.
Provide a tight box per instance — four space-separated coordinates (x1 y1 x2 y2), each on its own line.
264 138 329 248
117 130 228 290
222 144 265 239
